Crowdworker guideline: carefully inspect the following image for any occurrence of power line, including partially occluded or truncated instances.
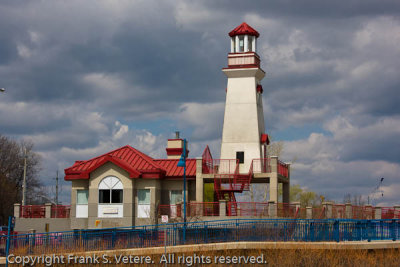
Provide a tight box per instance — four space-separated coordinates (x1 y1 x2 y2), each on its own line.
368 178 384 205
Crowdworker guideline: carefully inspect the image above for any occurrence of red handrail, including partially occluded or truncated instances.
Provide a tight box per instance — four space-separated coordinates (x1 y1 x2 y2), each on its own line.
278 160 289 177
20 205 46 218
51 205 71 218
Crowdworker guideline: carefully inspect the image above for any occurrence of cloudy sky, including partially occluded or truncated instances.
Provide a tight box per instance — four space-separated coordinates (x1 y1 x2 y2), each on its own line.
1 0 399 205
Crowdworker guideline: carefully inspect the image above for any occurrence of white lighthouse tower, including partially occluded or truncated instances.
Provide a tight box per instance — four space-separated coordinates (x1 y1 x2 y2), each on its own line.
220 22 268 173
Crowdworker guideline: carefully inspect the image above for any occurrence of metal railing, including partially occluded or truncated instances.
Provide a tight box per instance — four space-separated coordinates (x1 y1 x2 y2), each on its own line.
251 158 271 173
20 205 46 218
3 219 400 255
204 159 238 174
277 203 298 218
205 158 273 174
278 160 289 178
159 203 220 218
227 202 269 217
312 207 325 219
158 202 400 221
20 205 71 218
352 206 375 220
188 202 220 217
297 208 307 219
381 207 400 219
51 205 71 218
332 204 346 219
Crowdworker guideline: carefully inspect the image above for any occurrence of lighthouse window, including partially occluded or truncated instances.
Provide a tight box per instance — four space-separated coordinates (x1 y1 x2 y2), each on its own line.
236 151 244 164
239 36 244 52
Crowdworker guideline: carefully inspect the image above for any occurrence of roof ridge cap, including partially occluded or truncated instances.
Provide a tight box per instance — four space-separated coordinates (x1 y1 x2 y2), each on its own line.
66 145 132 170
154 158 196 161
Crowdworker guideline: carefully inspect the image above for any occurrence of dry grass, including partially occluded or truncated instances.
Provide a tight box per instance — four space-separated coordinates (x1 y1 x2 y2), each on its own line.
8 246 400 267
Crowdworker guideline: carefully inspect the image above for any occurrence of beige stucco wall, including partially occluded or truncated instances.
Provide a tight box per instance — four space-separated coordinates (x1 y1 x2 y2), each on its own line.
15 218 70 232
87 162 134 229
161 180 181 205
70 180 89 229
134 179 160 226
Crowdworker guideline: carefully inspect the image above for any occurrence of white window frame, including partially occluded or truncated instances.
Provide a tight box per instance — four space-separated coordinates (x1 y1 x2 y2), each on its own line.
137 189 151 218
98 176 124 218
76 189 88 218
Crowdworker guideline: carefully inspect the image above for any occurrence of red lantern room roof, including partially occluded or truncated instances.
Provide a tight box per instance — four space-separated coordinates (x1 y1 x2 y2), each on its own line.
229 22 260 38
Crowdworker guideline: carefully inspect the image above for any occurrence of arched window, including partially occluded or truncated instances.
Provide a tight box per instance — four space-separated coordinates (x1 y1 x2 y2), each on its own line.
99 176 123 204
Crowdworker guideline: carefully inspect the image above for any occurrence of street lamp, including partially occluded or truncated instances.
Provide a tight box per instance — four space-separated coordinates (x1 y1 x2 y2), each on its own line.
177 138 187 243
0 88 5 92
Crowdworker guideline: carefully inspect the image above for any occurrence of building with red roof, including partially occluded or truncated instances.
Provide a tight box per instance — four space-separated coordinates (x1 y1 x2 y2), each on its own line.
13 23 291 231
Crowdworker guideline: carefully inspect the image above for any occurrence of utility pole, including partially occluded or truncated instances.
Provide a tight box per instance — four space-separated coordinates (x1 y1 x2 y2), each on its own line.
56 170 59 205
21 148 27 206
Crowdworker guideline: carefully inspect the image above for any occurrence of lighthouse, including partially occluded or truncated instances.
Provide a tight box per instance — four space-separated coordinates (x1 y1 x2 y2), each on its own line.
220 22 268 173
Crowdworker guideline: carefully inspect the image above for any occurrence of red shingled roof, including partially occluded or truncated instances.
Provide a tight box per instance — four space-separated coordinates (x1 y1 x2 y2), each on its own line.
155 159 196 178
229 22 259 38
64 145 196 180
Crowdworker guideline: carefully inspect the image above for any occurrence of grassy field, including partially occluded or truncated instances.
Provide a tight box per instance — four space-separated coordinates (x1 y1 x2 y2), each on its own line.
5 247 400 266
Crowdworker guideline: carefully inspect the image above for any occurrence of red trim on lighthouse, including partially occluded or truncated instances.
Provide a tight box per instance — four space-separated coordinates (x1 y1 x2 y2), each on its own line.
229 22 260 38
261 134 270 145
256 84 263 93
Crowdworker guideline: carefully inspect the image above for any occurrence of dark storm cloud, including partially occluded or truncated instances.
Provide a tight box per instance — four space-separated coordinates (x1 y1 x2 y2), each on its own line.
207 0 400 19
0 1 226 122
0 0 399 204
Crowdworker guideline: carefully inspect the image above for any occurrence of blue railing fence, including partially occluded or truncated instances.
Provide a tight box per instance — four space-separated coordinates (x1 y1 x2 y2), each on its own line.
3 219 400 255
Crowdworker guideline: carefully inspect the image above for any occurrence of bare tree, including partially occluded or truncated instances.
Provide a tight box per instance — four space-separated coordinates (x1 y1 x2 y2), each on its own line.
343 193 365 206
267 140 284 158
0 135 43 224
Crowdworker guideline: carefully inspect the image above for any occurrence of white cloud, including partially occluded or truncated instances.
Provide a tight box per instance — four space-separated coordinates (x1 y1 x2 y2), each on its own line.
283 114 400 204
29 31 41 44
175 102 224 140
352 16 400 53
113 121 129 140
16 44 32 58
2 1 400 207
173 1 221 31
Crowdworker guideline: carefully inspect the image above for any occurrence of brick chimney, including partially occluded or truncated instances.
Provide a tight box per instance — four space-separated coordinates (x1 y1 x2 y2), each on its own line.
166 131 189 159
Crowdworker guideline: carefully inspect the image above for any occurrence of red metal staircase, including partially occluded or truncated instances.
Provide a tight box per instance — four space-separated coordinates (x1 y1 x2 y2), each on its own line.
202 146 255 215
